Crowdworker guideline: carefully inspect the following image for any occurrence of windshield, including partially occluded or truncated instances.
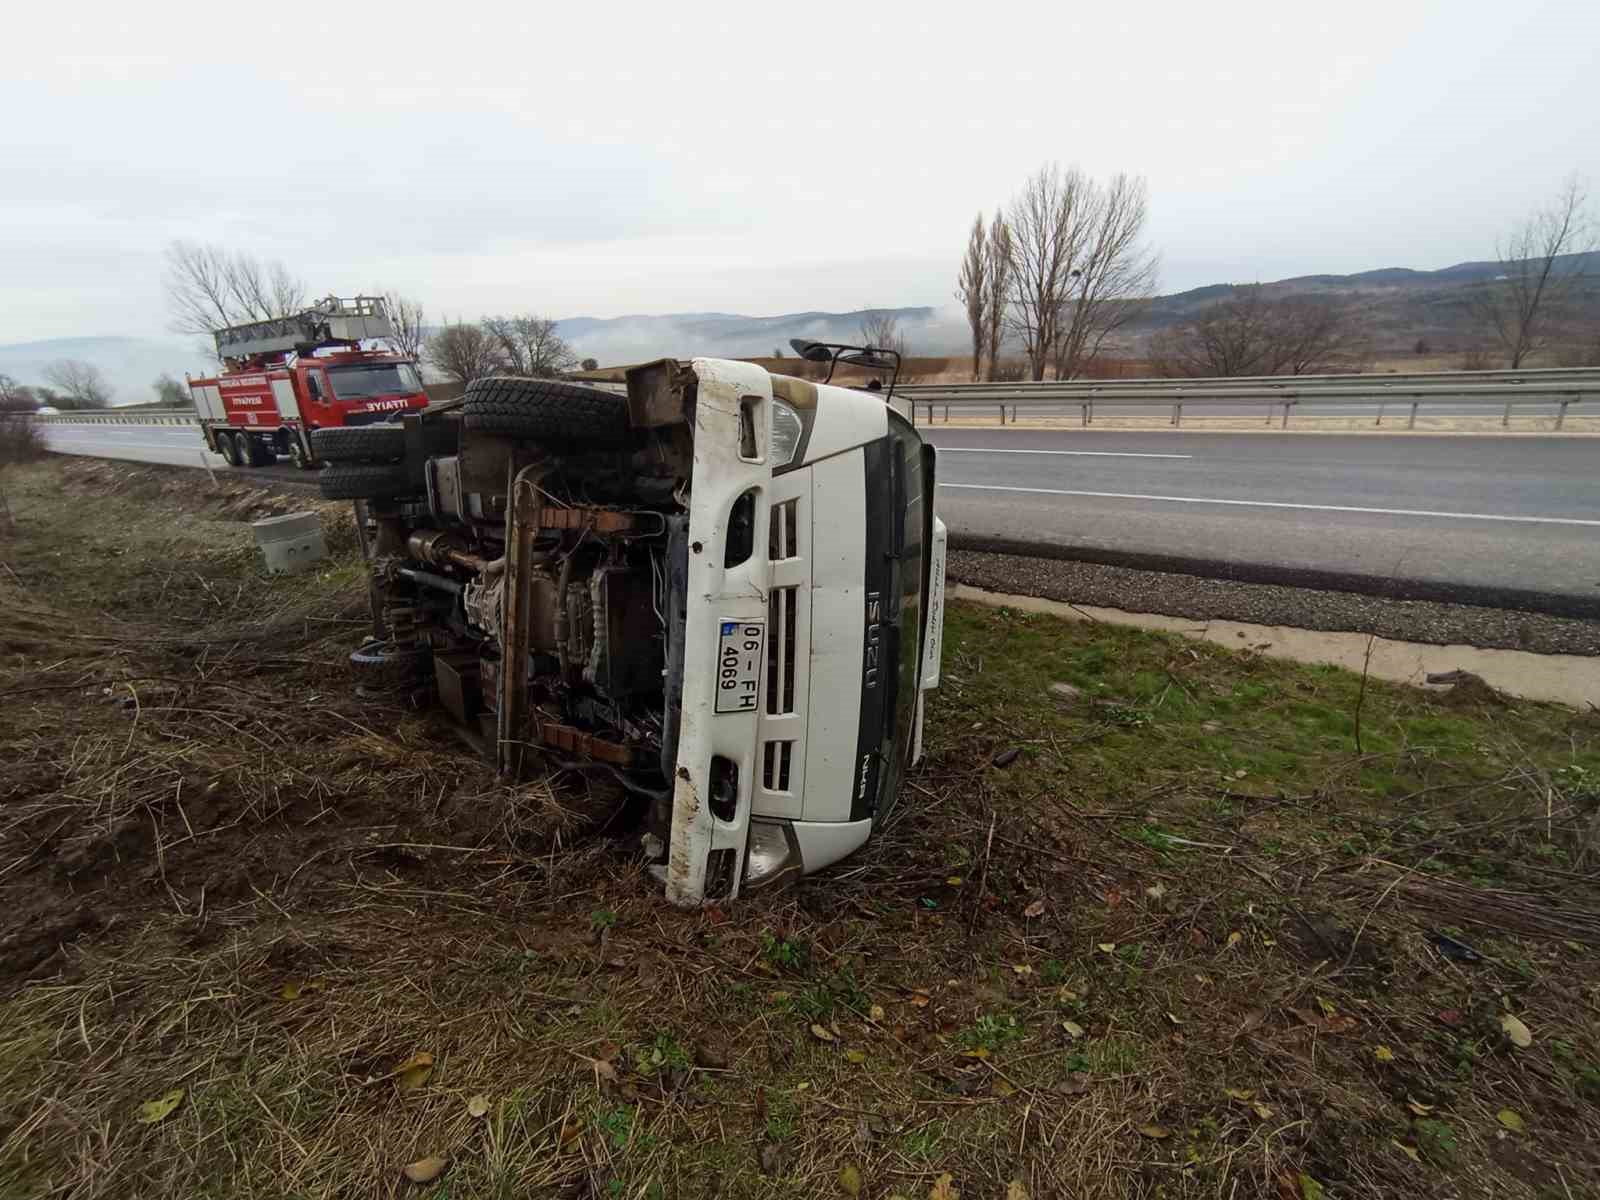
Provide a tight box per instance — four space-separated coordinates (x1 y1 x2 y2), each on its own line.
327 362 423 400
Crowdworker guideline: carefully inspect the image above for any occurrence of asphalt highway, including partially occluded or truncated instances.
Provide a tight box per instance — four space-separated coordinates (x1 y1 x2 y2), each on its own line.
40 421 1600 613
925 428 1600 612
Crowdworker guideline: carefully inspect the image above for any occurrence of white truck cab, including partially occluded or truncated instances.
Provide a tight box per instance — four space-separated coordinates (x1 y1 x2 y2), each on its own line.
328 349 946 907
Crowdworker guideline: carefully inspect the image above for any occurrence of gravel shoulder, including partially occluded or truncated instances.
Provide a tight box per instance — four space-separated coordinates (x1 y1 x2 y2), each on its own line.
949 548 1600 657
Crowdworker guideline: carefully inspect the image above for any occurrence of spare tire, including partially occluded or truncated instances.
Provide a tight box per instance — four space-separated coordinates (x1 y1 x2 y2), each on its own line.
462 377 630 445
312 424 407 463
318 461 418 501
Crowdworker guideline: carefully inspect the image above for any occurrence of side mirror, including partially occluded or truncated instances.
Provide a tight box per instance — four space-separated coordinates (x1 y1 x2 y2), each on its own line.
789 338 834 363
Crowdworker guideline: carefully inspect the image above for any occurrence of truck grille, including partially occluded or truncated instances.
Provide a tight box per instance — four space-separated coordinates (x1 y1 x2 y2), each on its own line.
766 585 798 715
762 740 794 792
769 499 799 560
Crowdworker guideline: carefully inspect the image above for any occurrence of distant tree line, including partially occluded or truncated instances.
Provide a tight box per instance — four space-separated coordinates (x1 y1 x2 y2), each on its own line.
0 362 115 411
1149 288 1369 377
422 315 581 386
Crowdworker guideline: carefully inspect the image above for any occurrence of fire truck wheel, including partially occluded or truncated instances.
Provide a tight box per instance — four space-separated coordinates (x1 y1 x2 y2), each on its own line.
461 377 630 445
218 432 242 467
310 424 407 463
247 438 276 467
318 461 419 501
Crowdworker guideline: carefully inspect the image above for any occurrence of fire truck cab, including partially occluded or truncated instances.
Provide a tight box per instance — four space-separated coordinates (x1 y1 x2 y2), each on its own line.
189 297 429 469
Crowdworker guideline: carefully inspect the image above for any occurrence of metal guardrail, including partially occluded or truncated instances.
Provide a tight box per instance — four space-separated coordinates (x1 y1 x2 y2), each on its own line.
35 410 199 426
895 371 1600 430
898 366 1600 397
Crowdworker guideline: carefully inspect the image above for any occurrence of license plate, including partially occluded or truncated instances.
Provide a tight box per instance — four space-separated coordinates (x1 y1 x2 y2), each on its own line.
714 618 764 714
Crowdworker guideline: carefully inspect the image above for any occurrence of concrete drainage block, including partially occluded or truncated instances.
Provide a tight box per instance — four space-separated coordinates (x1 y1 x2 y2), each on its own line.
252 512 325 574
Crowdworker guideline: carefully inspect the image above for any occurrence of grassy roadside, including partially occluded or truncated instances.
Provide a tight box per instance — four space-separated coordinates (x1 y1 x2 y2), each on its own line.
2 460 1598 1199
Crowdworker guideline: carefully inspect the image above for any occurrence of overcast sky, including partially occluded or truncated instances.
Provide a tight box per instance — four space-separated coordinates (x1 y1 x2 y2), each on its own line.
4 0 1597 342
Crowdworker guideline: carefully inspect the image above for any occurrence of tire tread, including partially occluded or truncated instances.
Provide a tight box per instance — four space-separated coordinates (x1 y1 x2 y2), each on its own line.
311 424 407 463
461 377 629 444
318 461 417 500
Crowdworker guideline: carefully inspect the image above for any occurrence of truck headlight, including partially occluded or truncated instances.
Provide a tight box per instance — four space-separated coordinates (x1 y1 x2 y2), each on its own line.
744 819 803 888
770 400 804 467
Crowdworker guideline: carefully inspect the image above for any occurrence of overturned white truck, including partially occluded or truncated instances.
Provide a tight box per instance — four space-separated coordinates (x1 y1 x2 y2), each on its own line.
317 347 946 906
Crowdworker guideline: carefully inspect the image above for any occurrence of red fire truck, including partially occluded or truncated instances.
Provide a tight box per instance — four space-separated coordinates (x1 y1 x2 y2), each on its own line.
188 296 430 469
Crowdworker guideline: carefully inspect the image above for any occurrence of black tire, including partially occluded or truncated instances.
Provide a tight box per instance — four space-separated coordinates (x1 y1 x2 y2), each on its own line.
311 424 407 463
247 438 275 467
462 377 629 445
349 638 428 687
318 461 418 501
218 431 241 467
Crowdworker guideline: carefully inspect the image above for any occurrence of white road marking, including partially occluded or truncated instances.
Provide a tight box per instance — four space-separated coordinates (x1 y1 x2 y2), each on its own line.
936 447 1192 460
938 483 1600 528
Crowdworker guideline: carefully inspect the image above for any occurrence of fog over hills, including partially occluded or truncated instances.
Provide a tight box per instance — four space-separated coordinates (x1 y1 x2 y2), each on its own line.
6 253 1595 401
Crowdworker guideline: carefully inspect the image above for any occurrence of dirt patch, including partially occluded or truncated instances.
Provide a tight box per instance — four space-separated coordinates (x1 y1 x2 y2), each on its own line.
0 461 596 985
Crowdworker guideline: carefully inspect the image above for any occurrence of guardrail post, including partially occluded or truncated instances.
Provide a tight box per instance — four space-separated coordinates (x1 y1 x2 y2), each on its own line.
998 404 1005 425
1010 404 1017 424
1408 399 1419 429
1376 402 1385 427
1080 403 1089 427
1557 399 1569 430
1171 401 1181 427
943 403 949 423
1502 400 1512 428
1281 401 1290 429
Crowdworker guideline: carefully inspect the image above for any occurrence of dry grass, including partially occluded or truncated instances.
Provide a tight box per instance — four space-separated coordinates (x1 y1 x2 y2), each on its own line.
2 460 1598 1199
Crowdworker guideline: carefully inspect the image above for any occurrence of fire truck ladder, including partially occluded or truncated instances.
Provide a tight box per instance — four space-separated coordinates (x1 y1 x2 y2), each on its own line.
213 296 394 360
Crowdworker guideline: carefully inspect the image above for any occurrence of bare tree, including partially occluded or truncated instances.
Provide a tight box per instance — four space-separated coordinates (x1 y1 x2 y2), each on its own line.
1005 165 1087 380
425 323 503 385
163 241 307 338
1049 173 1159 380
1150 288 1364 377
1470 176 1595 367
0 374 29 412
984 212 1012 380
380 291 428 362
1266 296 1367 375
1149 286 1276 377
955 213 988 380
857 310 908 357
482 315 578 378
152 373 189 407
42 360 113 408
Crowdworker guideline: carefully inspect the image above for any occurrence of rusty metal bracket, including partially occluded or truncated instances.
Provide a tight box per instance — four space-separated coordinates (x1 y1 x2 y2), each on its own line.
534 719 638 766
539 507 639 534
496 464 544 778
